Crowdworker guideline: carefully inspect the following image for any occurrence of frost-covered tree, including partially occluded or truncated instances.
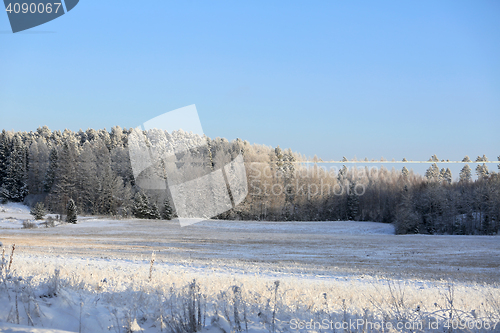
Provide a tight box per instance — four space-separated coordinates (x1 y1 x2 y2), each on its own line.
163 199 175 220
30 202 46 220
274 146 284 173
346 183 359 220
28 138 49 194
66 199 77 224
429 154 439 162
476 163 489 179
439 168 452 184
0 130 12 188
77 142 99 213
132 192 150 219
395 186 419 234
149 202 161 220
443 168 452 184
462 155 471 162
36 125 52 140
0 135 28 202
425 163 440 182
459 165 472 182
43 148 58 193
50 139 78 213
401 166 409 179
337 165 348 182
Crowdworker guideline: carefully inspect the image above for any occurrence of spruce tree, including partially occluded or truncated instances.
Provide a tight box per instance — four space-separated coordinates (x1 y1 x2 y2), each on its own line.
337 165 348 182
401 166 409 179
30 202 46 220
274 146 284 173
51 140 78 212
0 130 11 188
425 163 440 182
476 163 489 179
148 202 161 220
43 148 58 192
0 135 28 202
132 192 150 219
66 199 77 224
346 183 359 221
443 168 452 184
395 186 420 234
459 164 472 182
163 199 175 220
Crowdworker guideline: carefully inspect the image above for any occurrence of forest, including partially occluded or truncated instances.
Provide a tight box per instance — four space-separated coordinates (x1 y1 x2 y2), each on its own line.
0 126 498 235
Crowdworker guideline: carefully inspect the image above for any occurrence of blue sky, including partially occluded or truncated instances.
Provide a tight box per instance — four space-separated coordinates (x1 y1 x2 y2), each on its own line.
1 1 499 162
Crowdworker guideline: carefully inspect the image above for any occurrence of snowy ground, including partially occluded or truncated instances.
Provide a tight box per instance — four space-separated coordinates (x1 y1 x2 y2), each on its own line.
0 203 499 332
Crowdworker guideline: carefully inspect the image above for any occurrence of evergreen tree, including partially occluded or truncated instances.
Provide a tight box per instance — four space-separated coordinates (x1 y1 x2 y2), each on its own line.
66 199 77 224
462 155 471 162
43 148 58 192
439 168 446 182
274 146 284 173
77 142 99 213
0 135 28 202
337 165 348 182
459 164 472 182
132 192 150 219
395 186 420 234
346 183 359 220
443 168 452 184
30 202 46 220
163 199 175 220
0 130 11 188
283 149 296 213
476 163 489 179
148 202 161 220
401 166 409 179
425 163 440 182
49 138 78 213
28 139 50 194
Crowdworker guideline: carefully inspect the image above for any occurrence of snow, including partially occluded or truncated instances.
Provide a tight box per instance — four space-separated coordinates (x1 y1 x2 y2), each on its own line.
0 322 76 333
0 203 32 228
0 203 499 332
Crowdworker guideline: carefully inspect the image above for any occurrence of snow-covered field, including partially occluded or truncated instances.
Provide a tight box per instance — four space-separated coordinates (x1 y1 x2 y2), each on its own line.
0 203 499 332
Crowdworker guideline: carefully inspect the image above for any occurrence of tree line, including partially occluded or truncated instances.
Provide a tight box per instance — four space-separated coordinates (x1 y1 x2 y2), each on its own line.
0 126 498 234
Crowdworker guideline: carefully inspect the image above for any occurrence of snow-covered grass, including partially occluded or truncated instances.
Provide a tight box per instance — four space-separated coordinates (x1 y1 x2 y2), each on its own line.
0 202 61 230
1 247 500 333
1 203 499 332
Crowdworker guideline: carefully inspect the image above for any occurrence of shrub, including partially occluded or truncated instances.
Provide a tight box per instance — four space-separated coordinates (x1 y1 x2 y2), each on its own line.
22 220 36 229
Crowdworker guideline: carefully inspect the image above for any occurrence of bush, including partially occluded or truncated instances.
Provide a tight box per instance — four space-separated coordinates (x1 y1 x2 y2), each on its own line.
22 220 36 229
43 216 55 228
